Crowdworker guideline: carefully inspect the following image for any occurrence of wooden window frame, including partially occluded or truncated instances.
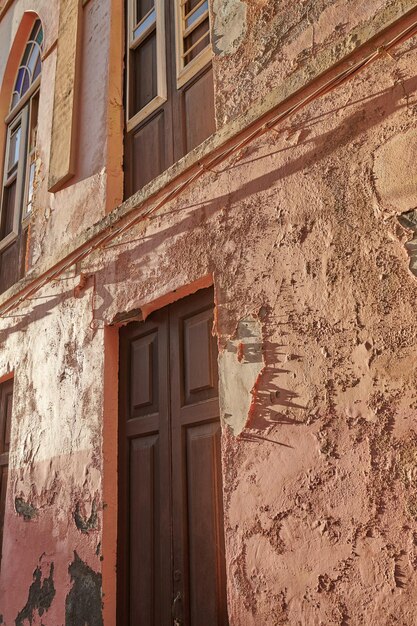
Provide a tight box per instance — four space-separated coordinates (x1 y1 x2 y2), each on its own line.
0 108 28 253
126 0 167 133
0 83 40 254
174 0 212 88
22 90 40 221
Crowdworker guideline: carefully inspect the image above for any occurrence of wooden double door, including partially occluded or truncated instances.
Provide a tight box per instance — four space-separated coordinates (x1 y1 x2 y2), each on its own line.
118 288 228 625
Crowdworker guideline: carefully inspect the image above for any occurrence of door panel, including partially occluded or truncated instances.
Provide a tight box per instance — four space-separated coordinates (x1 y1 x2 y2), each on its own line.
132 33 158 112
130 331 159 416
0 379 12 563
170 289 227 626
0 467 8 562
183 308 215 401
129 435 160 625
118 315 171 626
186 422 227 626
0 242 18 295
118 288 227 625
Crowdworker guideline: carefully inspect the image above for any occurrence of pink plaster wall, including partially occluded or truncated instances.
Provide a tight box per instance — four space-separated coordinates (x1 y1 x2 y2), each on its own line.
87 34 417 624
211 0 405 126
0 0 417 624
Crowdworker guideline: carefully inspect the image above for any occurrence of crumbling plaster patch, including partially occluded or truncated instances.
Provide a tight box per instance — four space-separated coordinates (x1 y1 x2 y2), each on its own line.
398 209 417 277
15 558 56 626
212 0 247 56
219 315 265 435
211 0 417 124
65 552 103 626
373 127 417 215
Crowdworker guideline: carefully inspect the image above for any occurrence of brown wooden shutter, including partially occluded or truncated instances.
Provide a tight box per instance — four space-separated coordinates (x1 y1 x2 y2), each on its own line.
125 0 215 198
0 107 30 294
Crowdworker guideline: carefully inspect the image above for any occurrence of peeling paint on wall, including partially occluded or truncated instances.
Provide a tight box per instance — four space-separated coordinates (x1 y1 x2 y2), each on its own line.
372 127 417 214
14 497 38 521
398 209 417 278
74 498 98 534
219 315 265 435
212 0 247 56
15 560 55 626
65 552 103 626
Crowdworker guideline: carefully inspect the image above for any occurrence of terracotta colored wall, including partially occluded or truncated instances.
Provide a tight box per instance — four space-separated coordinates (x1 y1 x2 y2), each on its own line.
211 0 417 125
87 38 417 621
0 0 417 624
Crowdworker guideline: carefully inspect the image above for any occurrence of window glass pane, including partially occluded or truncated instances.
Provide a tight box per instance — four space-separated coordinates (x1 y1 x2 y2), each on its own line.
19 227 29 279
15 68 24 93
29 92 40 151
35 26 43 46
21 68 30 98
33 56 41 82
21 42 31 67
1 180 17 239
27 45 39 79
29 19 41 43
133 8 156 41
132 32 157 113
10 19 43 111
185 1 208 29
11 93 19 110
136 0 154 23
8 127 21 172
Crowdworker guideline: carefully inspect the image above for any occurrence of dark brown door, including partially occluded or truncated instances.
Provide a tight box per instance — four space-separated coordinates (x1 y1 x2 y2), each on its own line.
0 379 13 563
118 288 228 626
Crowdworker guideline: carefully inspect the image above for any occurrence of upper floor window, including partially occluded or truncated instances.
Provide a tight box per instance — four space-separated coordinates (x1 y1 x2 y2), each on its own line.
124 0 215 197
0 19 43 294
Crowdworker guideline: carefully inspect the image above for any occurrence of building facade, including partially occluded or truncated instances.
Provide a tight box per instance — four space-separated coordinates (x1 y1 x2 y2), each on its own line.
0 0 417 624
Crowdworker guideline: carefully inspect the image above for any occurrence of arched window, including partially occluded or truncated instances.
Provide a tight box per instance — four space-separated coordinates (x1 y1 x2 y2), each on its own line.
0 18 43 294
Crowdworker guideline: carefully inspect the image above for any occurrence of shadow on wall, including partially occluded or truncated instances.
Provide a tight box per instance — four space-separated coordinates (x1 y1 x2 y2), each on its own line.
0 74 415 351
239 323 309 447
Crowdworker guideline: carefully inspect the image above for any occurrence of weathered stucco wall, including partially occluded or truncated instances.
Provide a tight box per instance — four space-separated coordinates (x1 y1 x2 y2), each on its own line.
0 281 105 624
1 0 417 624
211 0 417 126
89 35 417 624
